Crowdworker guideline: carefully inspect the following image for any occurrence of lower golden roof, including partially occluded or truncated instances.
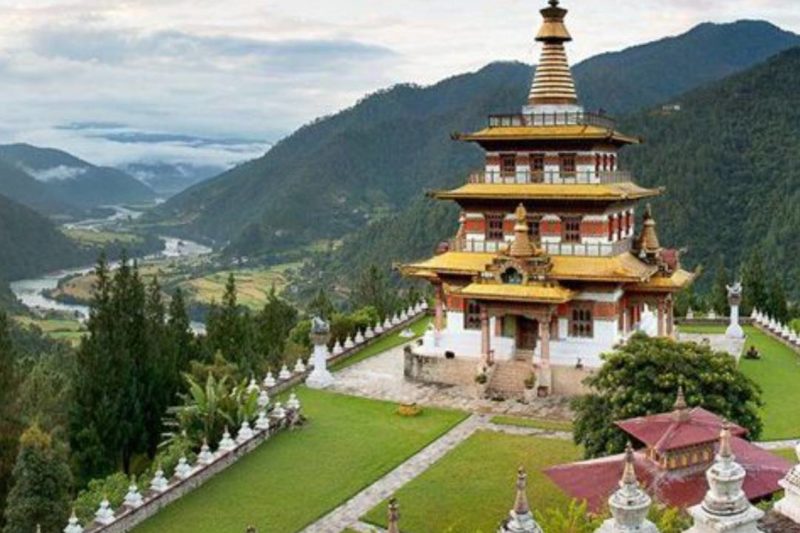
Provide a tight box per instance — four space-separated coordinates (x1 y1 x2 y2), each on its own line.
457 282 574 304
433 182 662 202
631 269 696 292
460 125 640 145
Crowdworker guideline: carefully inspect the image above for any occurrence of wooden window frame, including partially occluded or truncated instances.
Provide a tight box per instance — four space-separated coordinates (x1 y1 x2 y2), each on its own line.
570 305 593 338
560 153 577 174
562 216 582 243
485 213 505 241
527 214 541 241
500 153 516 178
464 300 481 330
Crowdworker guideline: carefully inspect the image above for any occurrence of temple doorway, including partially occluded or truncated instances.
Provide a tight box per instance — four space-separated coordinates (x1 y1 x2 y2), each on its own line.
517 317 539 351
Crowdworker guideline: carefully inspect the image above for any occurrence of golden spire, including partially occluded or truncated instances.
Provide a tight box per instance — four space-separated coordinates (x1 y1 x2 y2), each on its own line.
638 204 662 257
621 443 638 488
509 204 538 258
529 0 579 106
719 421 734 462
514 466 532 515
672 385 690 422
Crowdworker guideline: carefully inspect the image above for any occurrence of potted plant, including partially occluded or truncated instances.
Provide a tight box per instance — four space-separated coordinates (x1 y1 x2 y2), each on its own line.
523 374 537 403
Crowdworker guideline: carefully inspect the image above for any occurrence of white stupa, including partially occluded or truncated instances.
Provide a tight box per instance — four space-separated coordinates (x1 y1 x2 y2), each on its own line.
94 499 115 525
725 282 744 339
123 480 144 508
197 440 215 465
149 466 169 492
287 392 301 411
262 371 276 389
218 427 236 452
175 457 193 480
344 336 355 350
64 511 84 533
333 340 344 355
775 443 800 524
354 330 365 344
306 317 335 389
498 467 542 533
596 444 657 533
257 389 270 409
255 409 270 431
278 364 292 380
294 358 306 373
685 423 764 533
236 421 254 444
272 402 287 420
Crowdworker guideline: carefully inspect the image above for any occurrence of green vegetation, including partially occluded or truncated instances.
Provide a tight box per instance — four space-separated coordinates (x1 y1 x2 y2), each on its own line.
134 389 466 533
63 228 143 246
573 334 763 458
331 316 430 371
12 316 85 346
490 415 573 433
363 431 581 532
180 264 300 310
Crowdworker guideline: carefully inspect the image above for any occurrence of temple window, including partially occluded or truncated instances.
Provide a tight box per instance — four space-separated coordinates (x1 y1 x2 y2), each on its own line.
595 153 601 172
486 213 505 241
562 216 582 243
500 153 516 178
501 267 524 285
571 306 593 337
610 154 616 171
464 300 481 330
530 153 545 182
626 211 632 234
602 154 608 170
527 215 541 240
560 153 576 174
607 215 615 242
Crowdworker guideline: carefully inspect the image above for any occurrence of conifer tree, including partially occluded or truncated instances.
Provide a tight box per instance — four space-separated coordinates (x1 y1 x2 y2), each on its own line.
352 264 395 319
0 311 19 529
256 287 298 369
741 251 768 315
3 425 71 533
308 288 335 319
710 257 730 316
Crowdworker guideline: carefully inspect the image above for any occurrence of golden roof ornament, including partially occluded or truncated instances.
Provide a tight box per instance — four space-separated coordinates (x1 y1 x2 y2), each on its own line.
529 0 578 106
621 443 638 487
638 204 662 257
672 385 691 422
509 204 538 258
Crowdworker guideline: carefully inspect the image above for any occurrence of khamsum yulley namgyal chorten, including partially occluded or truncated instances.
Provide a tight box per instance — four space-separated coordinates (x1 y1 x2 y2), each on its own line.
400 0 695 397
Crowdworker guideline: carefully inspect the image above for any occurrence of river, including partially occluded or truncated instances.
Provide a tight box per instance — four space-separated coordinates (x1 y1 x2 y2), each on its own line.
10 206 212 333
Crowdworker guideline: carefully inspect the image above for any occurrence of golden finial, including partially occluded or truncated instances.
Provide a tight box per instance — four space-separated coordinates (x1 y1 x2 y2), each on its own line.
514 466 531 515
719 420 734 460
621 443 638 486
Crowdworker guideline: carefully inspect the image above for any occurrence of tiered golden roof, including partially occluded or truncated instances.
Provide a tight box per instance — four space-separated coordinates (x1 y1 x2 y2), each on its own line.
457 282 574 304
459 125 640 145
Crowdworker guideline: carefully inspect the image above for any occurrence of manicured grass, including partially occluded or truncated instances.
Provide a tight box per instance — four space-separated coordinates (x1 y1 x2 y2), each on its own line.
773 448 799 463
362 431 581 532
680 324 800 440
490 415 573 433
134 388 466 533
331 316 431 372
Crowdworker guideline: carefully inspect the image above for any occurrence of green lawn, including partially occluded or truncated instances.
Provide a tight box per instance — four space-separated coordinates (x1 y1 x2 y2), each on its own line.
134 388 466 533
331 316 430 372
679 324 800 440
490 415 573 433
362 431 581 532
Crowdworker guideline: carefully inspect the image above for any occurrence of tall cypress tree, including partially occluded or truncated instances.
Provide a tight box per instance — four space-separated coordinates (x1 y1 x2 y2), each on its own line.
3 425 71 533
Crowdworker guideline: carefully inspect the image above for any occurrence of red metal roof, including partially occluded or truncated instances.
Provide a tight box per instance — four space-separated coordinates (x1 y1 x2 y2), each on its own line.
615 408 747 452
544 437 791 512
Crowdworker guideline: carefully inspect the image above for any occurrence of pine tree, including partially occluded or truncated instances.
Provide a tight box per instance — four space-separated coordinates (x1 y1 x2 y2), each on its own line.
766 277 790 323
710 257 730 316
308 288 335 320
256 288 298 369
3 425 71 533
206 274 258 377
741 251 768 315
0 311 19 530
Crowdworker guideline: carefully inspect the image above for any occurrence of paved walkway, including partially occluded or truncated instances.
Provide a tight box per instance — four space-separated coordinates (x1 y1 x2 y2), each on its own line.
757 439 800 451
329 344 573 420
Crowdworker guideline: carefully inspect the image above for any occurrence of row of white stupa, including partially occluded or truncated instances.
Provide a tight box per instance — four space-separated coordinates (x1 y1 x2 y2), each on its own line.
751 309 800 345
64 393 302 533
501 425 800 533
330 301 428 356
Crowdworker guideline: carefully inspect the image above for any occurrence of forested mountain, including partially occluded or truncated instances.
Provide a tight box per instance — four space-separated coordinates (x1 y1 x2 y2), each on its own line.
0 158 77 219
0 144 156 211
314 47 800 298
0 194 87 281
148 20 799 257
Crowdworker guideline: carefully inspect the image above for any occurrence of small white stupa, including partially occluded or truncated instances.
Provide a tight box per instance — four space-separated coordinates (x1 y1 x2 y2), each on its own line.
775 443 800 524
236 420 254 444
287 392 301 411
333 340 344 355
343 336 355 350
685 423 764 533
278 364 292 380
64 510 84 533
294 358 306 373
354 330 365 344
255 409 270 432
246 378 259 394
94 499 115 526
374 322 385 334
498 467 542 533
218 427 236 452
596 444 657 533
174 457 193 480
725 282 745 339
365 325 375 339
123 479 144 508
383 317 392 330
272 402 287 420
262 371 276 389
150 466 169 492
197 440 215 465
257 389 270 409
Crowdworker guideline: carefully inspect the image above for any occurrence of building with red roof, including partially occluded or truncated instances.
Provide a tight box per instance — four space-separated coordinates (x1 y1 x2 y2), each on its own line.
545 391 792 511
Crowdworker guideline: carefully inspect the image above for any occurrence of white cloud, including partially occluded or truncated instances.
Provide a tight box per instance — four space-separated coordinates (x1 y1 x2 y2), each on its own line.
0 0 796 171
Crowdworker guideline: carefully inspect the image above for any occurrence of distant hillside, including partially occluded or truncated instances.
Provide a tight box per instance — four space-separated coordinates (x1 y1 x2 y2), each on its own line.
574 20 800 115
0 143 156 210
123 161 226 197
0 193 87 281
0 158 77 218
147 20 799 258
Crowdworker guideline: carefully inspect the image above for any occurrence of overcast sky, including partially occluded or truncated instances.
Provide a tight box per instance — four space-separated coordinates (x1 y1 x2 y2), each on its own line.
0 0 797 169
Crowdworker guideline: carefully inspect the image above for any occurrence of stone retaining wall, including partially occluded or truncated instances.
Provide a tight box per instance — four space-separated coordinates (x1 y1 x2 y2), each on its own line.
404 349 478 387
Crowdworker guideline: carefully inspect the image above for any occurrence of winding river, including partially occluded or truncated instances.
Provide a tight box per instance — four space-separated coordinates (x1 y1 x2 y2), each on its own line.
10 206 212 333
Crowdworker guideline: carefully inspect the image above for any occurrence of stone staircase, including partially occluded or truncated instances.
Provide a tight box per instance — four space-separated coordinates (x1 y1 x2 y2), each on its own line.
487 360 534 400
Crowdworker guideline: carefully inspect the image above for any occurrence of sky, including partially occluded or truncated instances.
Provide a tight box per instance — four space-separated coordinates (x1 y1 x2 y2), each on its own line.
0 0 797 171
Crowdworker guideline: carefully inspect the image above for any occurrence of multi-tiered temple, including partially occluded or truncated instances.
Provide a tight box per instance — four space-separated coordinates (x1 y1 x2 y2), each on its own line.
401 0 694 396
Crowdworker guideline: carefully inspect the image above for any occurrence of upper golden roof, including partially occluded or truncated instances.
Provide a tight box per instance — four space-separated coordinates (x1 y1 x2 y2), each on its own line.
433 182 662 202
631 269 696 293
401 252 658 283
460 125 640 145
